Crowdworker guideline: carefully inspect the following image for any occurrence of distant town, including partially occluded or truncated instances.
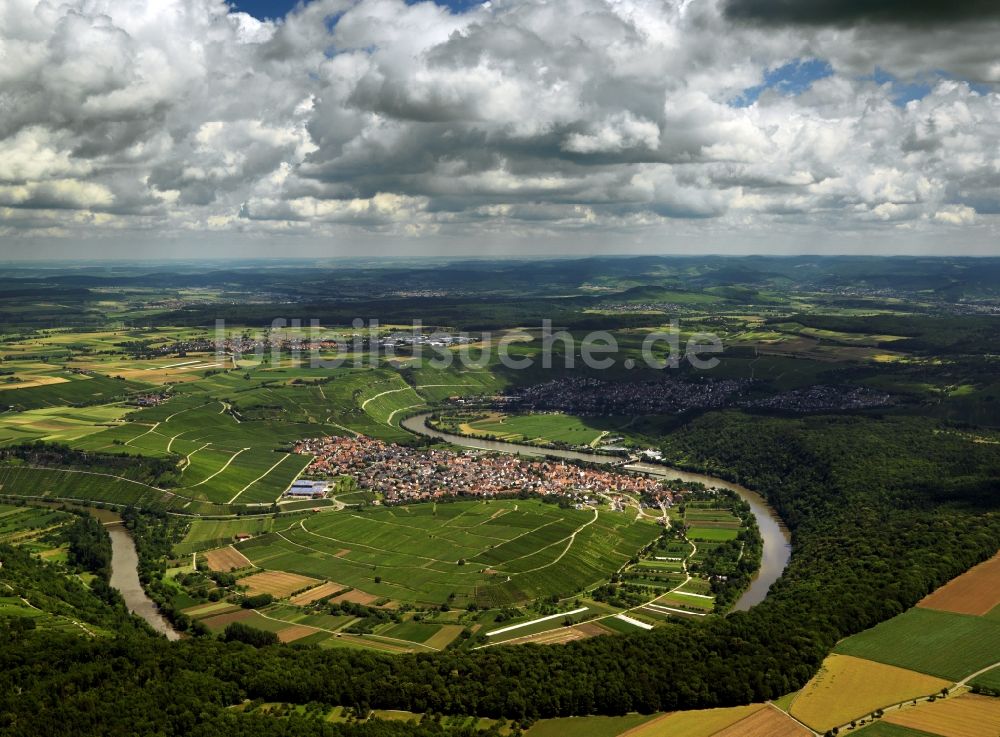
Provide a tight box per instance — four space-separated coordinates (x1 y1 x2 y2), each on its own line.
487 376 752 415
295 435 672 506
462 376 892 416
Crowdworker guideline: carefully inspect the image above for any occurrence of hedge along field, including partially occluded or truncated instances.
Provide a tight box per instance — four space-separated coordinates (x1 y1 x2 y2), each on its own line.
235 499 660 607
834 606 1000 681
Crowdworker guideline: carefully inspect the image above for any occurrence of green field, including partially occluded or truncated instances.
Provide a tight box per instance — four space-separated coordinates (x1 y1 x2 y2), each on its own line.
0 504 72 542
834 607 1000 681
0 371 149 410
525 714 657 737
854 723 940 737
684 526 739 541
0 404 132 446
970 663 1000 691
457 412 624 447
175 516 310 554
236 499 659 607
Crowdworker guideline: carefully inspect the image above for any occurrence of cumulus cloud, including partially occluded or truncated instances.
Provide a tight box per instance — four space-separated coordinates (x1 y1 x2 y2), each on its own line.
0 0 998 252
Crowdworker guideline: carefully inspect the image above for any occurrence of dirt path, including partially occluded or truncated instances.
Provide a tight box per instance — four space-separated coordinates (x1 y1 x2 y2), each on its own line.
185 447 250 488
227 453 291 504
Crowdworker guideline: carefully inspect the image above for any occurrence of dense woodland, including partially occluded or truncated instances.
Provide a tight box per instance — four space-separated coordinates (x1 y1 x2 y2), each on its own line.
2 411 998 736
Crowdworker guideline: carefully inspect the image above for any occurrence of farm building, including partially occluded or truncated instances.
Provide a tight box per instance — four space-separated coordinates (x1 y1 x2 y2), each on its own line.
284 480 330 498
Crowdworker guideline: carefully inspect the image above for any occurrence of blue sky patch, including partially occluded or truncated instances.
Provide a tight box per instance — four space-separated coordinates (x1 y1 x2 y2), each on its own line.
868 68 933 106
731 58 834 107
233 0 482 21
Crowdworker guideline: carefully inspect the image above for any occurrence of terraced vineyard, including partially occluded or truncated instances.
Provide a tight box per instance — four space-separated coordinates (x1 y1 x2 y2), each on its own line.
233 499 659 608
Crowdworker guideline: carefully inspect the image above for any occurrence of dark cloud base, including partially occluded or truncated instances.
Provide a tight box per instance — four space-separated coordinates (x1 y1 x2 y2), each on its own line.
724 0 1000 26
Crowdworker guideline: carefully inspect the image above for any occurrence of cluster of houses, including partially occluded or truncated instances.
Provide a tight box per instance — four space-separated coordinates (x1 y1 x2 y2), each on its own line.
461 376 889 416
739 385 892 412
294 435 670 505
131 393 169 407
489 376 752 416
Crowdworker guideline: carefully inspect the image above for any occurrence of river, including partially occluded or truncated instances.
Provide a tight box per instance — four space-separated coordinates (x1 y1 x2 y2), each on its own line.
401 413 791 611
107 522 181 640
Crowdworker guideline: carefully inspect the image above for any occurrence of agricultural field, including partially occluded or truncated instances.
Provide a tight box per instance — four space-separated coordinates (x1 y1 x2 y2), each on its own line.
176 516 304 553
614 703 767 737
72 394 316 505
524 713 657 737
787 654 951 732
710 705 811 737
202 547 254 572
917 552 1000 616
235 498 660 608
882 693 1000 737
0 595 103 637
0 404 131 446
855 725 942 737
449 412 626 448
834 607 1000 681
0 504 72 544
0 369 148 410
238 571 321 598
970 664 1000 691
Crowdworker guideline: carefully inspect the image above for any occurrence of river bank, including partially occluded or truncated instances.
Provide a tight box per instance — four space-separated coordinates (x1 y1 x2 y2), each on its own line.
401 412 791 611
106 521 181 640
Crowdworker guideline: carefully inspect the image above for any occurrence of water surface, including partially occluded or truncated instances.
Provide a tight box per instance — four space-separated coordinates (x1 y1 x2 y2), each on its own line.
401 413 791 610
108 523 181 640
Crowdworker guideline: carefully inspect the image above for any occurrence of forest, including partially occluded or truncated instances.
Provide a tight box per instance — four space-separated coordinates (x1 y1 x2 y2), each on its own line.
1 411 997 736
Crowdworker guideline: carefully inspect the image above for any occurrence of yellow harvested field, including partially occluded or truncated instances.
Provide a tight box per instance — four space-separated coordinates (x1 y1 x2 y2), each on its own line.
240 571 321 598
619 703 764 737
277 625 319 643
424 624 465 650
918 552 1000 616
504 627 591 646
182 601 239 618
329 588 379 605
202 546 254 572
289 581 347 605
712 705 811 737
885 693 1000 737
0 375 68 391
789 654 951 732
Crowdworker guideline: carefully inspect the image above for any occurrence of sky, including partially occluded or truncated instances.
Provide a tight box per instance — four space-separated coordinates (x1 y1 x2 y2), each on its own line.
1 0 999 260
